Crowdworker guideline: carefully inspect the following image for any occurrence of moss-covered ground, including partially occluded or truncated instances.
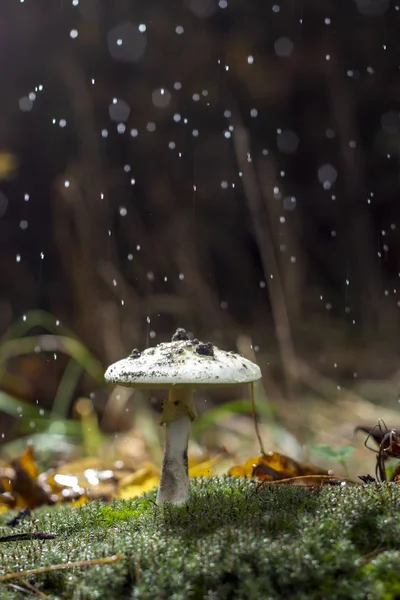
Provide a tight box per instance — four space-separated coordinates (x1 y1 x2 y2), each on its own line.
1 477 400 599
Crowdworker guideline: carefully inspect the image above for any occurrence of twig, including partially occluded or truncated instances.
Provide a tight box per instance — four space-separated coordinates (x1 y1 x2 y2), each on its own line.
0 554 122 583
0 532 57 543
250 382 265 455
231 111 298 402
20 579 52 600
358 546 387 566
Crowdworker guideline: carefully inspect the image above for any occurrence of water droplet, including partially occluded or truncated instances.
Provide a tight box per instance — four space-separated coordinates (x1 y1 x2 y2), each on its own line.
277 130 299 153
109 99 131 122
318 163 337 189
108 22 147 62
152 88 171 108
275 37 294 57
19 97 33 112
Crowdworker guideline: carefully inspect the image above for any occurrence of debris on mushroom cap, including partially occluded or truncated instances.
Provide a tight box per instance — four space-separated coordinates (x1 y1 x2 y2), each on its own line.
104 336 261 389
195 342 214 357
171 328 190 342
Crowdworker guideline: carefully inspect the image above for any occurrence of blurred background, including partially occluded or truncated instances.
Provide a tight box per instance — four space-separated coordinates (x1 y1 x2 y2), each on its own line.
0 0 400 477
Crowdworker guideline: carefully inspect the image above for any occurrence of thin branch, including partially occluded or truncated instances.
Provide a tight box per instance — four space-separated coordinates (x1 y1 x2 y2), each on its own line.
0 532 57 543
20 579 52 600
0 554 122 583
231 111 298 402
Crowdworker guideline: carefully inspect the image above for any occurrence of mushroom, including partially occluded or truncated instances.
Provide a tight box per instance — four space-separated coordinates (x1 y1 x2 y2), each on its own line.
104 328 262 504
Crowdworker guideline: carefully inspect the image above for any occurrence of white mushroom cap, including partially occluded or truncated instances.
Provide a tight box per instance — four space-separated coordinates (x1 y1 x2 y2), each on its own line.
104 330 261 389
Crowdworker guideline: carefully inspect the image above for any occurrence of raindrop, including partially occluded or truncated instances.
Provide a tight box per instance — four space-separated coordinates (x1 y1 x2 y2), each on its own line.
250 108 258 117
108 22 147 63
283 196 296 210
354 0 390 16
130 128 139 137
221 180 228 189
275 37 294 57
19 97 33 112
146 122 156 132
218 0 228 7
247 55 254 64
24 193 29 201
109 99 131 122
119 207 127 216
187 0 217 18
277 129 299 153
318 164 337 189
117 123 126 134
175 25 184 34
20 220 28 230
152 88 171 108
174 82 182 90
70 29 78 39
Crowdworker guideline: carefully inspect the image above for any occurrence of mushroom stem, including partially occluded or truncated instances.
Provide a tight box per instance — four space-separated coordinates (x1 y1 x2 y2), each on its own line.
156 413 191 505
157 387 197 504
159 386 197 425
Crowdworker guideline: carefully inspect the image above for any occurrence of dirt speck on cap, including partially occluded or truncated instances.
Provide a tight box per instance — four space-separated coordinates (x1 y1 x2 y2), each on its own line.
195 342 214 357
171 328 189 342
129 348 141 359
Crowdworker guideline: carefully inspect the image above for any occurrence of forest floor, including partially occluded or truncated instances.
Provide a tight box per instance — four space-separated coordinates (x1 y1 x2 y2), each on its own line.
1 477 400 599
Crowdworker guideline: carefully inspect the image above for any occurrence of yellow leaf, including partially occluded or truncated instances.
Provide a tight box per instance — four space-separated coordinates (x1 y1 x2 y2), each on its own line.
188 454 224 477
117 476 159 500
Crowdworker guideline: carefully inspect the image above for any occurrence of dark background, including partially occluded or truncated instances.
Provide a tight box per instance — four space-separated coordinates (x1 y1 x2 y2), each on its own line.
0 0 399 425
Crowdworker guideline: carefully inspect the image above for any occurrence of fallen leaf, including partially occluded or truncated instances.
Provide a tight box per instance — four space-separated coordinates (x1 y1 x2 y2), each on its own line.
228 452 329 481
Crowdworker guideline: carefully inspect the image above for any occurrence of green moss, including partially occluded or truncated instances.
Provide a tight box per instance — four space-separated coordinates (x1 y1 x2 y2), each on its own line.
1 478 400 599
